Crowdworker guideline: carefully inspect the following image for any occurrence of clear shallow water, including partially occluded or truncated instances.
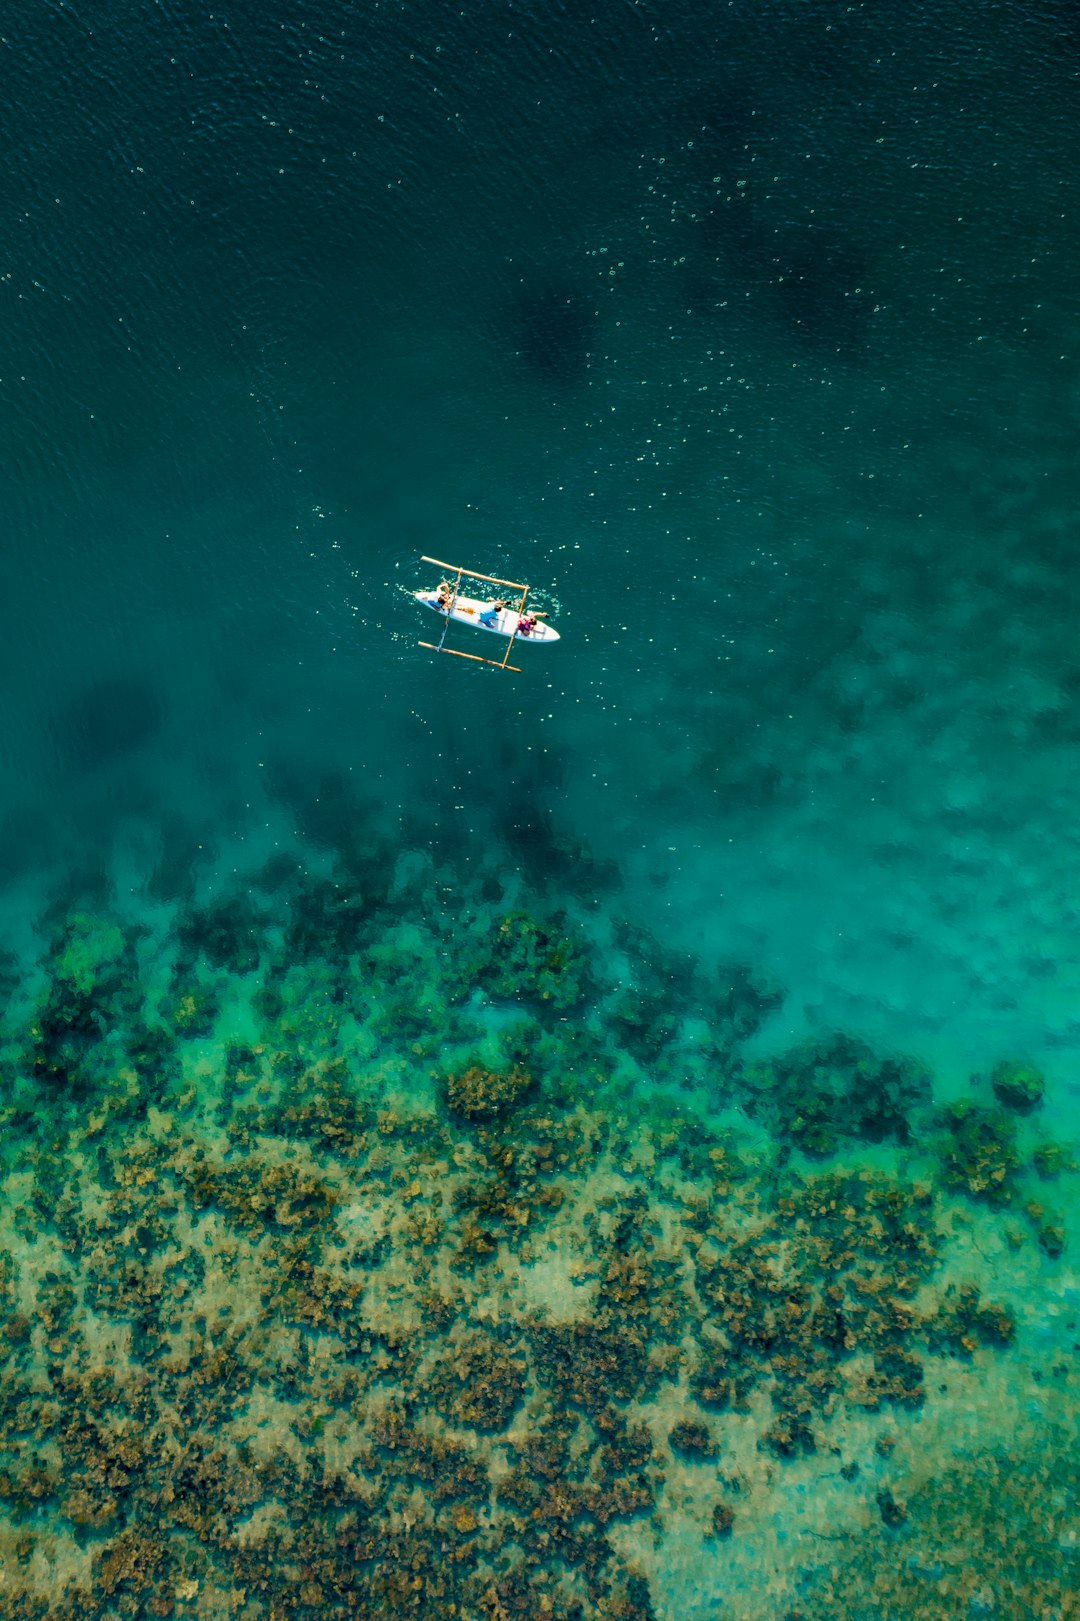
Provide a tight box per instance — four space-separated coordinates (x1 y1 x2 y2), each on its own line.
1 3 1078 1617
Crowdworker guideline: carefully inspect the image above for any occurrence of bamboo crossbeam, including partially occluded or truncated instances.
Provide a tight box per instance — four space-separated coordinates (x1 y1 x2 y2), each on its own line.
418 640 522 672
420 555 529 593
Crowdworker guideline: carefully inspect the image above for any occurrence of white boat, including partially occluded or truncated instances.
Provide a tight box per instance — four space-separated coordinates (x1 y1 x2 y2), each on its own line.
414 588 560 643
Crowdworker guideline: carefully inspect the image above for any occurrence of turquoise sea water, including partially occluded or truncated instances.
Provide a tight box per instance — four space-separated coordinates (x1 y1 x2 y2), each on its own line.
1 3 1078 1617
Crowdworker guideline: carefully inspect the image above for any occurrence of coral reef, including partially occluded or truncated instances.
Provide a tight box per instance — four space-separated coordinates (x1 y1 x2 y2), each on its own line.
0 858 1074 1621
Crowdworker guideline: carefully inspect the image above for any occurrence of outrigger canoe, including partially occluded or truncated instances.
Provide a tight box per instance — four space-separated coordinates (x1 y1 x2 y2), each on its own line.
415 555 559 672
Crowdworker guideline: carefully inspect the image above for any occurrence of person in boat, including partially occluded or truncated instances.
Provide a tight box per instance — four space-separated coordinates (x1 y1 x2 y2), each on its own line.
516 610 547 636
478 598 507 628
435 580 455 611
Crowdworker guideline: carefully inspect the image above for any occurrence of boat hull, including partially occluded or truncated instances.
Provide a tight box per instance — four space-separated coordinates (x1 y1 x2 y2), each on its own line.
414 589 560 642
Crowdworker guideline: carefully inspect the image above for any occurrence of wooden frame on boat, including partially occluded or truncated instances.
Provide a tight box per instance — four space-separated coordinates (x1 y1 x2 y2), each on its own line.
418 554 531 672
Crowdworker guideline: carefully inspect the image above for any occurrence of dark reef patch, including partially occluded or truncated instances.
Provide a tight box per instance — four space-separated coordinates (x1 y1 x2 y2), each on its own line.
747 1032 932 1155
769 224 874 358
53 672 163 772
510 282 597 388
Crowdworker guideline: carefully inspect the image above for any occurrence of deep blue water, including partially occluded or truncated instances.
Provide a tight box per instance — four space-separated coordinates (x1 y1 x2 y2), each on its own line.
6 0 1080 1084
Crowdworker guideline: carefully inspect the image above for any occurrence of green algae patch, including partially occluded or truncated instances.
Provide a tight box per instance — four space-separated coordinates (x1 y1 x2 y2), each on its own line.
1033 1138 1077 1180
50 914 127 999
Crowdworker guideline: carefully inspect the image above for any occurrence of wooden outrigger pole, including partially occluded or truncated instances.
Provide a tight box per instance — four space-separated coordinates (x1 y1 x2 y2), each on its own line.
417 554 531 672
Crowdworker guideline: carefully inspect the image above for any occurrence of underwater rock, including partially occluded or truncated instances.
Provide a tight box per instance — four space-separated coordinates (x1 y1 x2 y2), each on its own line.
529 1317 653 1412
125 1020 180 1102
609 984 683 1063
1032 1139 1077 1179
28 993 103 1090
609 926 704 1063
28 934 123 1098
989 1059 1045 1114
690 1346 754 1413
712 961 785 1045
251 982 285 1023
283 872 370 961
584 1410 660 1526
863 1347 925 1410
26 914 137 1093
1035 1218 1066 1258
163 976 220 1037
927 1285 1016 1357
